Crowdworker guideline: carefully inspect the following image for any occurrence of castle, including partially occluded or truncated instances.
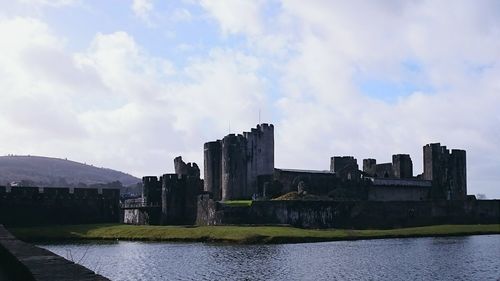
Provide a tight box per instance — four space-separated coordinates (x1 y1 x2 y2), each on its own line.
123 123 498 228
204 123 467 203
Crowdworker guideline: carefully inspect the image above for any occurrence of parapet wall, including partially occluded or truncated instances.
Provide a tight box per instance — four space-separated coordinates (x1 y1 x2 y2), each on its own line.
0 186 120 226
197 197 500 229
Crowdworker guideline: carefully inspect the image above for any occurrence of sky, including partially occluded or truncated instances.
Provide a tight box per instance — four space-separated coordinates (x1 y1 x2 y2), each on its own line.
0 0 499 198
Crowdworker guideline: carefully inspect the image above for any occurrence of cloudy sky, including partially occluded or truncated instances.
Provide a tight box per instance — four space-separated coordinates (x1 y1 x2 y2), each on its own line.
0 0 499 197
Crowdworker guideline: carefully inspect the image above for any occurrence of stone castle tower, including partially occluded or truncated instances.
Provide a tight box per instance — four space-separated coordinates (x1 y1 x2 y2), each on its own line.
362 154 413 179
138 156 203 225
423 143 466 200
204 123 274 201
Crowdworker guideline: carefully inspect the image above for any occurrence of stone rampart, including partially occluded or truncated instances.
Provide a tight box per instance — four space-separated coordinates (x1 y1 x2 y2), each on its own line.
0 186 120 226
197 197 500 229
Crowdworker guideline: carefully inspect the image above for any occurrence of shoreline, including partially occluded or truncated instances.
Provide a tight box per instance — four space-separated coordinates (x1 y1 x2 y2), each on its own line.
9 224 500 245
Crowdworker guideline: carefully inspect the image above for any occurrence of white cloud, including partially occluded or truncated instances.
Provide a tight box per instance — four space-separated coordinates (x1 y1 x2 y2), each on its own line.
199 0 264 36
0 16 268 177
1 1 500 198
197 1 500 197
275 1 500 197
16 0 78 7
171 8 192 22
132 0 154 23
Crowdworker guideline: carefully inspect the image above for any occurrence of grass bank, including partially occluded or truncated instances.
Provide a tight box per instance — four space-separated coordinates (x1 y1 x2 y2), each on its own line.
220 200 253 207
9 224 500 244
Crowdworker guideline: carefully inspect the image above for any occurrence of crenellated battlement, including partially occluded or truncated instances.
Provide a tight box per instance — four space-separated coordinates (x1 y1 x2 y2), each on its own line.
0 186 120 226
0 186 120 199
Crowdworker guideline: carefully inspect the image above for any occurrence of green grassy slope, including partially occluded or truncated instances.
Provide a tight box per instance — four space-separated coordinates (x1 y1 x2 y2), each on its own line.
9 224 500 244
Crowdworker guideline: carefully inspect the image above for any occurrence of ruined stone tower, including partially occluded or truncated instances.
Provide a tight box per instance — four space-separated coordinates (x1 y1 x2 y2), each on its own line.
161 157 202 225
204 123 275 201
423 143 466 200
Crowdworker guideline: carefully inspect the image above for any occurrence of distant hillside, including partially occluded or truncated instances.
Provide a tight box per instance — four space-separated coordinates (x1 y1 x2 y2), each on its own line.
0 155 140 187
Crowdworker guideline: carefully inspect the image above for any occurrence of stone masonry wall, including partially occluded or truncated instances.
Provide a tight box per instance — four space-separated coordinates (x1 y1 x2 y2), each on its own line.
0 186 120 226
197 197 500 229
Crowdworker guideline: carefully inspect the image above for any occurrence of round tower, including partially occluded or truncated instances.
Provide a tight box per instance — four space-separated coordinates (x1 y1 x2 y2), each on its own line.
204 140 222 201
221 134 248 200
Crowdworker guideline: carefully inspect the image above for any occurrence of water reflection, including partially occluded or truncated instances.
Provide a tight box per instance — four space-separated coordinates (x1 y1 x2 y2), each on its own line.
39 235 500 281
203 245 288 280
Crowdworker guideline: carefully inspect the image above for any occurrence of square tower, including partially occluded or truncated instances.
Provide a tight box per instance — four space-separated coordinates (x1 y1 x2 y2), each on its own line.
392 154 413 179
423 143 466 200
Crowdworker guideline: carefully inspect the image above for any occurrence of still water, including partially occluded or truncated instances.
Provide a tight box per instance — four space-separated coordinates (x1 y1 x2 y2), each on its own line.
39 235 500 281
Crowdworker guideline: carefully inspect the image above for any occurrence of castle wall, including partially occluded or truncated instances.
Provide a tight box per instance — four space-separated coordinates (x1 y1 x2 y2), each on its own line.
273 169 338 195
123 208 149 225
368 186 430 201
221 134 248 200
0 186 120 226
204 140 222 201
74 187 98 198
197 197 500 229
196 194 217 226
375 163 394 178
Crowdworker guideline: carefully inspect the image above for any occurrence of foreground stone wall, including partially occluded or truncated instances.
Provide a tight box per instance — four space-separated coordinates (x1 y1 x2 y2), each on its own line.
0 225 109 280
197 197 500 229
0 186 120 226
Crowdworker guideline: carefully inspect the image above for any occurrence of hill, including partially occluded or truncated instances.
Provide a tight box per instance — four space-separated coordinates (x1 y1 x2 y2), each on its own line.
0 155 140 187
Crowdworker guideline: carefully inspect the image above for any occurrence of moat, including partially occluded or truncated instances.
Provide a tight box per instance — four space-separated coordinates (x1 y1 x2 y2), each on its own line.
39 235 500 281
